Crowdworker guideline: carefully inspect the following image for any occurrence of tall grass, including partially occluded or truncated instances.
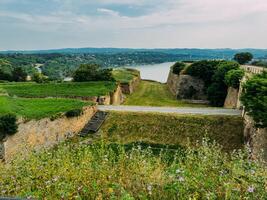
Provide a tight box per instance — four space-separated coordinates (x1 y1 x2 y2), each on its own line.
0 139 266 199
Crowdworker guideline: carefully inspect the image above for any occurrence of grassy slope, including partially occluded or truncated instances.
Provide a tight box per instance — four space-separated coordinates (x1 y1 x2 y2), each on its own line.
0 81 116 98
124 80 207 107
0 96 93 119
1 141 266 199
112 68 139 83
100 112 244 151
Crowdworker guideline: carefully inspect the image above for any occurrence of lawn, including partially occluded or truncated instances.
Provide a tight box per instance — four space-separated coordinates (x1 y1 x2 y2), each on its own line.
0 81 116 98
112 68 140 83
124 80 208 107
0 96 93 119
100 111 244 151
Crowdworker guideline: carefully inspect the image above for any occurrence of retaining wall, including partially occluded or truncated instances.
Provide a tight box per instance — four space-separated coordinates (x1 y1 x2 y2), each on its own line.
1 106 97 161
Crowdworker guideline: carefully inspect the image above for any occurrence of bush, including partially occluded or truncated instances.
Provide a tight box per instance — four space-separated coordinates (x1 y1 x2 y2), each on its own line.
241 72 267 128
225 69 245 88
65 109 83 118
185 60 221 86
32 73 48 83
0 114 17 141
172 62 186 75
73 63 114 82
207 61 240 106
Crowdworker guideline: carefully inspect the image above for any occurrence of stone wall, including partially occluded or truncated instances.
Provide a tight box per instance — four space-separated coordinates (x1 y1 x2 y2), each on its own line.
2 106 97 161
111 85 124 105
243 114 267 161
167 70 207 100
224 87 239 109
120 75 141 95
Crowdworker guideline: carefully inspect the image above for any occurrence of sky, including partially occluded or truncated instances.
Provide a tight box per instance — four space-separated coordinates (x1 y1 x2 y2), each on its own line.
0 0 267 50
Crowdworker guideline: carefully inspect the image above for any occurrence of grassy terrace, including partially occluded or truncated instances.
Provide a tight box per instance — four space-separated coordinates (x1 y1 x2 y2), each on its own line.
100 112 244 151
112 68 140 83
0 81 116 98
0 96 93 120
124 80 207 107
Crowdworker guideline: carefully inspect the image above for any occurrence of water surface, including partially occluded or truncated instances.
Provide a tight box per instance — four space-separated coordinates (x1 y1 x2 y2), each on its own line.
128 62 174 83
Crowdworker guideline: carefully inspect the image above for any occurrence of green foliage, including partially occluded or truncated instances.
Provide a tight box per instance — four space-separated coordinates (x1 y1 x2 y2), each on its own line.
0 140 265 199
0 81 117 98
207 61 239 106
101 112 244 151
185 60 221 86
0 113 17 140
11 67 27 82
252 60 267 68
234 52 253 65
65 108 83 118
241 72 267 128
0 96 93 120
32 73 48 83
172 62 186 75
73 63 114 82
225 69 245 88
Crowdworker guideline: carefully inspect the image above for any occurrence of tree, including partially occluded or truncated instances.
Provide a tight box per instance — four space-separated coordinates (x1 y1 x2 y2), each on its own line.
241 72 267 128
234 52 253 65
185 60 221 86
225 69 245 89
172 62 186 75
32 73 48 83
73 63 114 82
11 67 27 82
0 59 12 81
207 61 240 106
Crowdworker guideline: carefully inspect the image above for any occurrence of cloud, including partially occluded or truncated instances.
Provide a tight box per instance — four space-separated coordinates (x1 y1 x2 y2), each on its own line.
97 8 119 16
0 0 267 49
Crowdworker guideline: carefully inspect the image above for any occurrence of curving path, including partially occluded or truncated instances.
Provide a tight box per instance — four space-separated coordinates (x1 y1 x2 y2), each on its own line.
98 105 242 116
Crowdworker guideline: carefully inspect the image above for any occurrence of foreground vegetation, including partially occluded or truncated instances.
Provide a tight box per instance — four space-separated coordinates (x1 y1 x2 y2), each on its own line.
0 81 116 98
0 139 266 199
0 96 92 120
100 112 244 151
124 81 207 107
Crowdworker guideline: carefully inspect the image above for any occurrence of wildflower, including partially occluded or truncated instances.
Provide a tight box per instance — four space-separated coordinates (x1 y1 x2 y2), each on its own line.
176 168 183 174
147 185 152 195
247 186 255 193
108 187 114 193
178 176 185 182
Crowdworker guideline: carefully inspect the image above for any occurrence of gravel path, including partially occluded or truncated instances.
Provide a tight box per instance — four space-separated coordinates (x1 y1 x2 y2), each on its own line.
98 105 242 116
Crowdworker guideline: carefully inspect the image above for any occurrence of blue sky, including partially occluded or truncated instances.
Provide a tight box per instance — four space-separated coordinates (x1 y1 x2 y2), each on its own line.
0 0 267 50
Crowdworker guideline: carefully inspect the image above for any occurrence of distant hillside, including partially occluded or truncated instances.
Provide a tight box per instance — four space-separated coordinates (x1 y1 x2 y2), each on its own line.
1 48 267 59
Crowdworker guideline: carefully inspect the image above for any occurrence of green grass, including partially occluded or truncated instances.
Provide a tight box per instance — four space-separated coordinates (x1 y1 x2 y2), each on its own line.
124 80 207 107
0 140 266 199
112 68 140 84
0 96 93 120
100 112 244 151
0 81 116 98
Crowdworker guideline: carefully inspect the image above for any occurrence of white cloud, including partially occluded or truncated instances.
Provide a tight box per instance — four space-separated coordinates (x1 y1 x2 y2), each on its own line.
97 8 119 16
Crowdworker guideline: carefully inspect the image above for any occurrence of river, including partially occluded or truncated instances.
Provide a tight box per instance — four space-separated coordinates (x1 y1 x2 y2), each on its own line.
128 62 175 83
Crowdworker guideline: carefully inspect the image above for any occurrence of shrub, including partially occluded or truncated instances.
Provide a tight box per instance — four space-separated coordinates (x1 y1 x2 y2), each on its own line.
65 109 83 118
0 114 17 141
225 69 245 88
241 72 267 128
172 62 186 75
207 61 240 106
32 73 48 83
185 60 221 86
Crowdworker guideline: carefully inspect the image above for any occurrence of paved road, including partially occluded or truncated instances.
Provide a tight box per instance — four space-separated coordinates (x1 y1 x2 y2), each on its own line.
98 105 242 116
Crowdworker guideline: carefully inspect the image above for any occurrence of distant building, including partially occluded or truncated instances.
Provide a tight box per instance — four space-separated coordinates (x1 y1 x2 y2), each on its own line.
63 77 73 82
